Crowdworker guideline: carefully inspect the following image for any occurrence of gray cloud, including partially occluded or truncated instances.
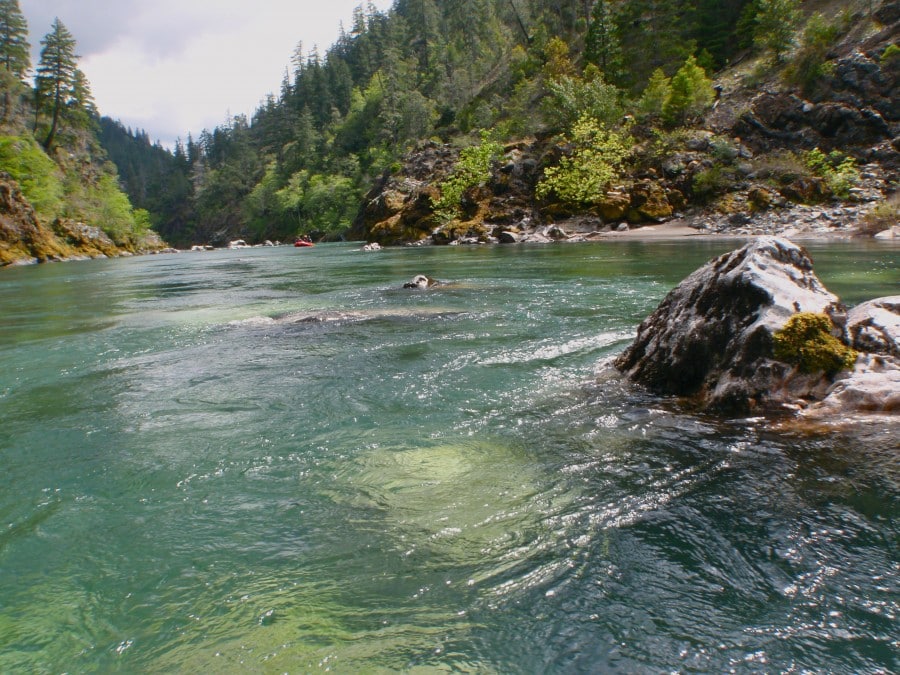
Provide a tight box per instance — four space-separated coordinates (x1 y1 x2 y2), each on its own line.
19 0 393 147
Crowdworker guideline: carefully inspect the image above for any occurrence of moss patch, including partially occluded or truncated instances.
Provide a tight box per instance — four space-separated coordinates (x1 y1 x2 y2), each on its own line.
773 312 857 374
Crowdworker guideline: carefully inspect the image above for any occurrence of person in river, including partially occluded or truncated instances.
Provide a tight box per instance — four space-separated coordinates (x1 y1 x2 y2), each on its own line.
403 274 439 289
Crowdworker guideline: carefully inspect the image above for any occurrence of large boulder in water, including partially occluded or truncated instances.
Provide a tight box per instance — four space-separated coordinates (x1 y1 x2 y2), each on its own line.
615 237 844 411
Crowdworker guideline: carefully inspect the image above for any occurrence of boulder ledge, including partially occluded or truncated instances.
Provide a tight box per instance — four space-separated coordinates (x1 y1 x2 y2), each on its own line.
614 236 899 415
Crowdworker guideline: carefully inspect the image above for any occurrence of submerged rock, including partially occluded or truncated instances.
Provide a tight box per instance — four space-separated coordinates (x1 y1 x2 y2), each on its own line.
615 236 900 416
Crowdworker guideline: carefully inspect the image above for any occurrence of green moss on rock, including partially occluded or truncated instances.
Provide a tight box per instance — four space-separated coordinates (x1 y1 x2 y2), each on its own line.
773 312 858 374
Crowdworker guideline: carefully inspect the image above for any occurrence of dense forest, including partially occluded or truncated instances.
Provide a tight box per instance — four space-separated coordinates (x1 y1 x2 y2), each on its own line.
2 0 897 253
0 0 156 262
94 0 772 246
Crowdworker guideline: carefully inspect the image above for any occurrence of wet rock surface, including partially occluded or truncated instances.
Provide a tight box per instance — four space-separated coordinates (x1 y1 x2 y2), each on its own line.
614 237 900 417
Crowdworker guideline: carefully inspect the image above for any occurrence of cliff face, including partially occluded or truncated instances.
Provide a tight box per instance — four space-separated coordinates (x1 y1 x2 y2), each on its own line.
0 173 71 265
0 172 168 266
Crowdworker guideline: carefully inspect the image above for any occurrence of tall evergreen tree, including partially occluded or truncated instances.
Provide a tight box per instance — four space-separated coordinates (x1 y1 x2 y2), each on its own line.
34 18 79 149
753 0 801 63
0 0 30 79
584 0 620 78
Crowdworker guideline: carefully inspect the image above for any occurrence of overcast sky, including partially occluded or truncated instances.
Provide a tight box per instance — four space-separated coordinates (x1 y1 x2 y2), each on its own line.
21 0 394 148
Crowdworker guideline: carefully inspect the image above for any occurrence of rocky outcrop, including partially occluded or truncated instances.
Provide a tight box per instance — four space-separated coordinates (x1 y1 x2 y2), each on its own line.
0 172 169 266
0 173 71 265
351 139 691 246
735 90 894 157
51 219 120 258
615 237 900 416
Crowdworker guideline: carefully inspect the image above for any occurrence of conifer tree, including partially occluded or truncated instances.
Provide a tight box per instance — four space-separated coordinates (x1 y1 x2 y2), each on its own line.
584 0 620 77
0 0 30 79
753 0 801 63
35 18 79 149
662 54 715 125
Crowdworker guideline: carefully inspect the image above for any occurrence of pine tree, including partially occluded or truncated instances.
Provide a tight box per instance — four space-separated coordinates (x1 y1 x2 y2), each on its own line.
34 18 79 149
584 0 620 77
0 0 30 79
638 68 672 119
753 0 801 63
662 54 715 125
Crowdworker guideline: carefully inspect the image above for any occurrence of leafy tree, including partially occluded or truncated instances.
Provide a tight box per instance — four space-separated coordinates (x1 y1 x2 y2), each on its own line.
536 115 631 205
0 133 63 216
432 133 503 221
34 18 79 149
0 0 30 79
753 0 801 63
542 65 625 130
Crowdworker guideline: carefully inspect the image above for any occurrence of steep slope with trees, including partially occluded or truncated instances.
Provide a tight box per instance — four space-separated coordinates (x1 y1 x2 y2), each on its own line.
100 0 898 248
0 3 163 266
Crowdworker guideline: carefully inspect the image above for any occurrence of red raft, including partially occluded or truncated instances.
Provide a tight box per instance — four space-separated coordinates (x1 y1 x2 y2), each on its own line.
294 237 314 247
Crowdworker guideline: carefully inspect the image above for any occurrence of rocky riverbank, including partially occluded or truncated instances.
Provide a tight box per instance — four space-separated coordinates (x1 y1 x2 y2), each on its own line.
351 10 899 248
0 172 170 267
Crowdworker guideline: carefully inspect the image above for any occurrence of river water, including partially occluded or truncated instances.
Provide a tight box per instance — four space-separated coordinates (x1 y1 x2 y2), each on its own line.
1 240 898 673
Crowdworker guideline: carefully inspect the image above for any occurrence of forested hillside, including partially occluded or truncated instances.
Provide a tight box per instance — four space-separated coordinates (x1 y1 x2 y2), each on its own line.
106 0 768 245
0 1 162 264
6 0 898 253
106 0 897 247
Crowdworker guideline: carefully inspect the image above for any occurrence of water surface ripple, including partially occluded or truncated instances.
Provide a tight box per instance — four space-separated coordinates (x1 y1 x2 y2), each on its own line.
1 241 898 673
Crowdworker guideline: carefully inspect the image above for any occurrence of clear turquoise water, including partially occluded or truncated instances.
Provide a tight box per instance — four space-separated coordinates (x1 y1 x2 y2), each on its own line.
1 240 898 673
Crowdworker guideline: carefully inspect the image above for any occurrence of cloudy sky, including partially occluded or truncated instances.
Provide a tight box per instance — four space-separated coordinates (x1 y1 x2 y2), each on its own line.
21 0 393 148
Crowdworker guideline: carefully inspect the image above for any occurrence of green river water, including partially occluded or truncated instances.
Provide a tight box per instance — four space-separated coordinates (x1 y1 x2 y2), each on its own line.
1 239 898 673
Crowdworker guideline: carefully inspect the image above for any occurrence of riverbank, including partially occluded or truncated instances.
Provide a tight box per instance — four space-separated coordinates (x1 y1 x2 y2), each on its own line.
443 200 900 245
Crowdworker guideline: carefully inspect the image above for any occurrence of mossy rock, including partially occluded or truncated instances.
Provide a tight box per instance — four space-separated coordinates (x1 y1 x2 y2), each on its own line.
773 312 858 374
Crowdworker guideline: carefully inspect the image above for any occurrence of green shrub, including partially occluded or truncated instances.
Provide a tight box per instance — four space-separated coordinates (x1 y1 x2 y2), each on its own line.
432 133 503 222
772 312 857 374
803 148 859 198
536 115 631 205
784 13 839 93
692 164 738 203
0 135 64 218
